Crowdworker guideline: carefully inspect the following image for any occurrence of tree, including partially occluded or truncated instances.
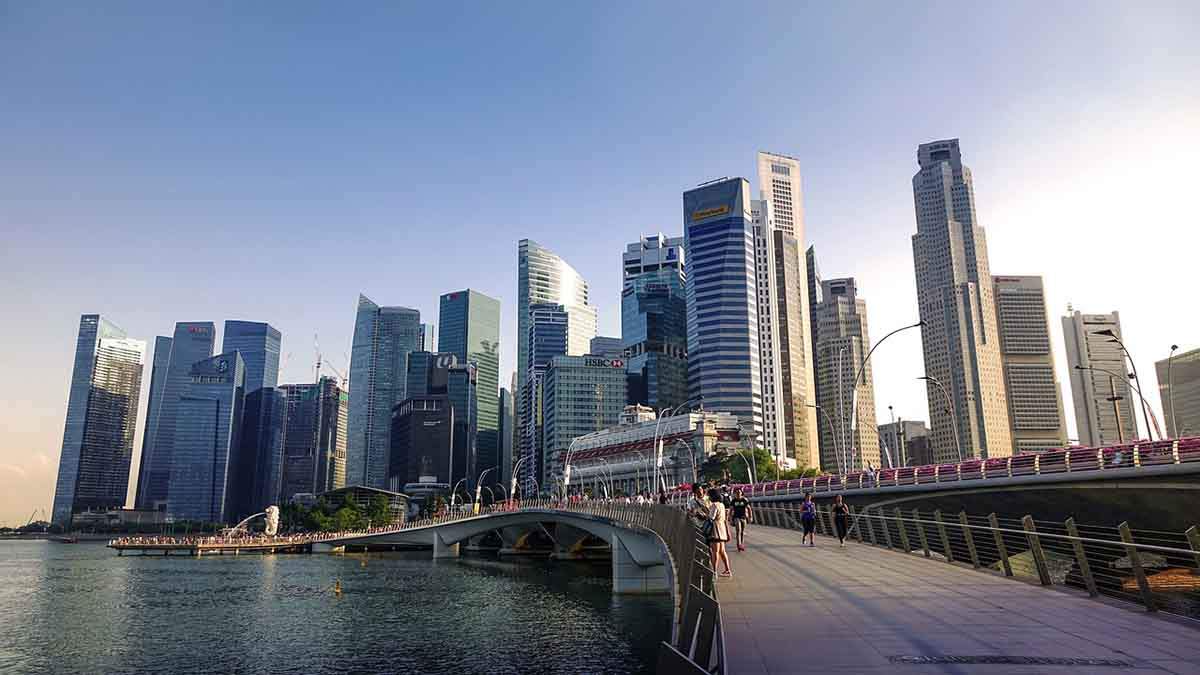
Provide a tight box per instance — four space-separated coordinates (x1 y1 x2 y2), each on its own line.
367 495 391 526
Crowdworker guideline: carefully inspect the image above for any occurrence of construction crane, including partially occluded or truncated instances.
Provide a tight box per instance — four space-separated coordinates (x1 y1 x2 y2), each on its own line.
313 332 322 384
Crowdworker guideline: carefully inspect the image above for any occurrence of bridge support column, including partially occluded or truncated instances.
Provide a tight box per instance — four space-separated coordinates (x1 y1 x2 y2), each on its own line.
553 523 598 560
313 542 346 554
611 531 669 595
433 532 460 559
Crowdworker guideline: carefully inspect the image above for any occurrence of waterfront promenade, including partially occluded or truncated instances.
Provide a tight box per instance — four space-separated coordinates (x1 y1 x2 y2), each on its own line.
720 526 1200 674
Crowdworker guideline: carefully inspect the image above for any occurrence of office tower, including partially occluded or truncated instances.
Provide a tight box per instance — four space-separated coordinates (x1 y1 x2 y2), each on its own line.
136 321 215 510
1063 310 1139 445
519 303 570 491
590 336 623 358
750 198 788 459
167 352 245 523
280 377 348 502
683 177 762 441
542 355 628 486
814 278 881 471
347 295 421 488
221 321 281 392
390 395 454 490
439 289 501 485
621 234 689 411
1156 347 1200 438
419 323 437 353
912 139 1011 461
878 419 930 468
51 315 146 526
390 352 477 491
137 335 172 501
498 387 514 488
755 152 819 469
992 276 1068 452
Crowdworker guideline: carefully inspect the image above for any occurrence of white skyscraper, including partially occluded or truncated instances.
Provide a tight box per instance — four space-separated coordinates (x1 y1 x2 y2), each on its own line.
912 139 1012 461
1063 310 1139 446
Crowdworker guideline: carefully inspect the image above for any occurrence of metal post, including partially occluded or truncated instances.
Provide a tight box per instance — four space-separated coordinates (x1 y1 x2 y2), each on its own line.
959 512 979 569
881 511 894 550
934 510 953 563
1065 518 1098 597
850 506 863 542
990 513 1012 577
827 506 838 539
1187 525 1200 571
1118 522 1156 611
865 509 878 546
895 508 911 554
1022 516 1052 586
915 508 930 558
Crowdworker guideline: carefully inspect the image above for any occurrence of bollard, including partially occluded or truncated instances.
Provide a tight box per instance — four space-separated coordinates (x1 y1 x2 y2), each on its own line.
934 510 954 563
895 508 911 554
960 512 980 569
1065 518 1098 597
1118 522 1156 612
1022 516 1052 586
989 513 1012 577
915 508 931 558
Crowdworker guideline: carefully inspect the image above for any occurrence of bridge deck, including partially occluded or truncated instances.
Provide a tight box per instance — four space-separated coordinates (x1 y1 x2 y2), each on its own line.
720 526 1200 674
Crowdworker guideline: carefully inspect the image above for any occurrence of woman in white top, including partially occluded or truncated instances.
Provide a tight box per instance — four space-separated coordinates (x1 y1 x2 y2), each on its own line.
707 488 733 577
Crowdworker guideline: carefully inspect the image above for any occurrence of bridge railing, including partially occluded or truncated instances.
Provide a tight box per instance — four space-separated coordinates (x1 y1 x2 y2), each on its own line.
752 503 1200 621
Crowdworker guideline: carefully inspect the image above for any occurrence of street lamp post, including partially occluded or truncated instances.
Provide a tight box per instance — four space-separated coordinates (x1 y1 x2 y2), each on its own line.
561 437 584 500
510 455 530 501
473 467 496 512
449 478 467 509
807 403 842 475
1167 344 1180 438
1094 329 1156 440
673 439 700 485
918 375 963 462
1073 364 1162 440
846 321 923 471
652 398 702 496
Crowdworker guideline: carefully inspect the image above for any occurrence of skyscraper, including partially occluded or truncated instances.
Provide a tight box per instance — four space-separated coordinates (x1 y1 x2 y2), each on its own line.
542 355 628 486
814 278 880 472
755 152 819 469
167 352 245 523
750 198 788 459
993 276 1068 452
223 320 284 518
590 336 623 358
498 387 514 488
136 321 215 510
280 377 348 501
621 234 688 411
221 321 281 393
911 139 1012 461
419 322 437 352
520 303 571 491
51 315 146 526
391 352 477 491
439 290 501 484
1063 310 1139 446
683 177 762 439
137 335 172 501
347 295 421 488
1156 347 1200 438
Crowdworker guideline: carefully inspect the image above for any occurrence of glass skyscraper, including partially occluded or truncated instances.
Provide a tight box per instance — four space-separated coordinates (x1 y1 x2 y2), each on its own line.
221 320 281 392
280 377 347 501
167 351 246 523
222 320 284 517
520 303 571 492
347 295 421 488
622 234 688 411
542 355 628 489
683 178 763 439
52 315 146 526
136 321 215 511
439 289 501 482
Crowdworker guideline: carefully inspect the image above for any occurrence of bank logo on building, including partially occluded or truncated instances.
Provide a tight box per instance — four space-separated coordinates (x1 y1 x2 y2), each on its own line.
585 357 624 368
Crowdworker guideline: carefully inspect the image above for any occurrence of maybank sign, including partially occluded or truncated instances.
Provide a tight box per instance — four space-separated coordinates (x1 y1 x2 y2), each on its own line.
690 204 730 222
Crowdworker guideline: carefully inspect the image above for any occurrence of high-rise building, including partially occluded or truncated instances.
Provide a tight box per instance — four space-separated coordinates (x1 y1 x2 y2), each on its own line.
439 290 501 485
750 198 787 459
389 395 453 490
814 277 880 471
1063 310 1139 445
221 321 281 393
621 234 688 412
347 295 421 488
390 352 477 491
167 352 245 523
498 387 515 488
136 321 215 510
911 139 1012 461
878 419 930 468
590 336 623 358
519 303 571 492
542 355 628 487
51 315 146 526
992 276 1068 453
419 323 437 352
683 177 762 441
279 377 348 502
1156 347 1200 438
137 335 172 502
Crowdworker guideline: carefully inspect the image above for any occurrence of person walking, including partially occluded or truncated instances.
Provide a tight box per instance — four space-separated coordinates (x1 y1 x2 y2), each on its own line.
688 485 710 525
730 487 752 552
800 493 817 546
708 488 733 577
832 494 850 547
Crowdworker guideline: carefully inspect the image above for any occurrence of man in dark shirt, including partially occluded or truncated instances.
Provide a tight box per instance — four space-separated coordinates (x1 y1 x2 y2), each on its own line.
729 488 752 552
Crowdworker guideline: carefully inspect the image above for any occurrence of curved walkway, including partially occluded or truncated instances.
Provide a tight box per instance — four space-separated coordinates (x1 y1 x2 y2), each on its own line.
720 527 1200 674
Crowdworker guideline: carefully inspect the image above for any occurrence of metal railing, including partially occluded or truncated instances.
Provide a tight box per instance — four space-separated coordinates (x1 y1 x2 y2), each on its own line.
753 503 1200 621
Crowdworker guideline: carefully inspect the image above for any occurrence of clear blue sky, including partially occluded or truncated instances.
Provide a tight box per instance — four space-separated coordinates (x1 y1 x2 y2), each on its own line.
3 1 1198 524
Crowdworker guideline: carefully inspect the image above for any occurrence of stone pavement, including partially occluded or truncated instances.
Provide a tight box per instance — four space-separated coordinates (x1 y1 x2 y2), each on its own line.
718 525 1200 674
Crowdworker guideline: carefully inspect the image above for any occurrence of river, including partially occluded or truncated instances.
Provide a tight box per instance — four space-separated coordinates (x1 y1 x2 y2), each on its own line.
0 540 671 674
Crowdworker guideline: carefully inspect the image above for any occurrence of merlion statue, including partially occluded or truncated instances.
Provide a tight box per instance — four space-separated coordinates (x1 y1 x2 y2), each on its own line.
265 505 280 536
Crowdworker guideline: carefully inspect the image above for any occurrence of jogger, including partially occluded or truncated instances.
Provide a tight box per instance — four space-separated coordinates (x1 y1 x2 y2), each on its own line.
832 494 850 547
730 488 752 551
801 493 816 546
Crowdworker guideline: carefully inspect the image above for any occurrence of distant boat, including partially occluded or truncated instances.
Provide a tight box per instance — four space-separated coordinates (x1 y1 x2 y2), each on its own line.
52 536 79 544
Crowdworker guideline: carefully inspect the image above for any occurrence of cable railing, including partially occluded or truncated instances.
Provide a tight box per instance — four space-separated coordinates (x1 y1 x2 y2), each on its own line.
753 503 1200 621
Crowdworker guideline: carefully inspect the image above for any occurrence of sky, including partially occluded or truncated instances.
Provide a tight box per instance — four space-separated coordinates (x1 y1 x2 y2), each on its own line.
2 1 1198 525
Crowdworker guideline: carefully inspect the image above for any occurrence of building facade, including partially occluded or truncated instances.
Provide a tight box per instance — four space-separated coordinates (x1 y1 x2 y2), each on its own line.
167 352 246 523
590 336 624 359
519 303 571 492
621 234 689 412
398 352 478 491
683 177 763 440
1156 347 1200 438
1063 310 1139 445
541 355 631 491
878 419 930 468
347 295 421 488
280 377 348 502
813 277 881 472
911 139 1012 462
439 289 501 483
221 320 281 393
136 321 216 511
222 320 284 518
52 315 146 526
992 276 1068 453
498 387 515 488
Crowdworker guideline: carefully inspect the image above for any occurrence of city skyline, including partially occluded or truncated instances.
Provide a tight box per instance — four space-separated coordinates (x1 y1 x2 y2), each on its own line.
4 2 1200 524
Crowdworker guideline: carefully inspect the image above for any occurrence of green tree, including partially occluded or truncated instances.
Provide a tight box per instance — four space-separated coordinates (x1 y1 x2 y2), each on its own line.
367 495 391 526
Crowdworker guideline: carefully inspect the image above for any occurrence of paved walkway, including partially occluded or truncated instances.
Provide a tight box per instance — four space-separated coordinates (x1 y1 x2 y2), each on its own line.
718 526 1200 674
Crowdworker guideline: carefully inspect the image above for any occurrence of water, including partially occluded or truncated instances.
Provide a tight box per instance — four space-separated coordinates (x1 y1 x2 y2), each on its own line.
0 541 671 674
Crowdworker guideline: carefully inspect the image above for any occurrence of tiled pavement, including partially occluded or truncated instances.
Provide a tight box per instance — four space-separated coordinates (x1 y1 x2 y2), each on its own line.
717 526 1200 674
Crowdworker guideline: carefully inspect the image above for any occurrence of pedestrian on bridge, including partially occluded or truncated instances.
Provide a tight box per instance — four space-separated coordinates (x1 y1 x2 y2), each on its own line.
730 488 752 552
832 495 850 547
707 488 733 577
801 493 816 546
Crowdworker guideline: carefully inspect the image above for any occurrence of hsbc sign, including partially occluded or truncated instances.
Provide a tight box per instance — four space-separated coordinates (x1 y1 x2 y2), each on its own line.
584 357 624 369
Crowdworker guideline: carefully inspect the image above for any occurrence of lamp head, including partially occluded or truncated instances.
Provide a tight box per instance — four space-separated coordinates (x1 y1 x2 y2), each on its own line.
1171 344 1179 351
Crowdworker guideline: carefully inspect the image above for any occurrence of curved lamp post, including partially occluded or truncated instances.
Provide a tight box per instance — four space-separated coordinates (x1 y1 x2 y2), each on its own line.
1167 344 1180 438
1073 364 1162 440
918 375 964 462
845 321 923 471
807 403 842 475
652 398 702 494
1093 329 1156 440
449 478 467 508
510 455 530 501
